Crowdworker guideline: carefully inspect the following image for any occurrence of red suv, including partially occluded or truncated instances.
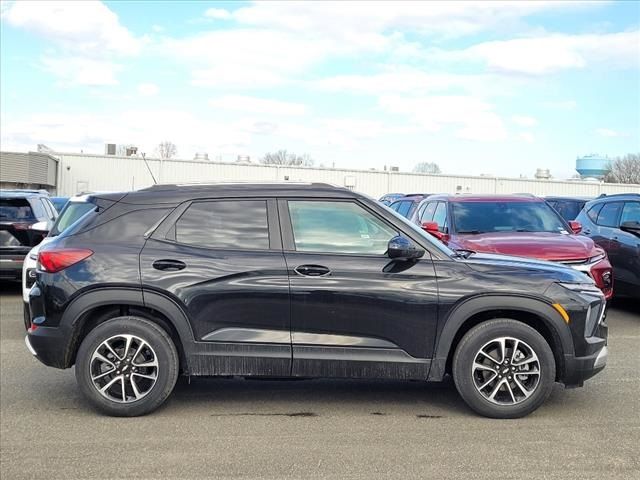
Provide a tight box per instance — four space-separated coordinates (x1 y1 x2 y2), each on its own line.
410 195 613 299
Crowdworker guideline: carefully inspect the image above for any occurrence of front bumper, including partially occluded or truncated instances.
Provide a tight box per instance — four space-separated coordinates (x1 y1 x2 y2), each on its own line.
563 345 608 387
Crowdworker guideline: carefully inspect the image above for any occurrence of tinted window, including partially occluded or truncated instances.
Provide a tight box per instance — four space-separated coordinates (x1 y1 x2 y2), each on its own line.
0 199 36 220
596 202 622 227
50 202 96 236
288 201 397 254
176 200 269 249
587 203 603 222
451 201 567 233
549 200 584 221
620 201 640 224
388 201 401 212
433 202 447 228
396 201 412 217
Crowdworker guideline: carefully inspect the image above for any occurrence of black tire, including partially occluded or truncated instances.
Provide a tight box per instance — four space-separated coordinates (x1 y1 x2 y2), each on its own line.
75 316 179 417
452 319 555 419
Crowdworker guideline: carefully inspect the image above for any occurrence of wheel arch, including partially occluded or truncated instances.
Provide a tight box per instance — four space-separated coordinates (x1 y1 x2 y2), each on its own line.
60 287 194 373
428 295 573 382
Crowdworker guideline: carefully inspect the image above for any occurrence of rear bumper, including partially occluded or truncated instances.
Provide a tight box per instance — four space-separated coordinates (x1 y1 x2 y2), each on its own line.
0 254 26 279
25 325 68 368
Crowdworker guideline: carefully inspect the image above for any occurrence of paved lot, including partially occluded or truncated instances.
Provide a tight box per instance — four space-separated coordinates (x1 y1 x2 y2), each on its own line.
1 282 638 480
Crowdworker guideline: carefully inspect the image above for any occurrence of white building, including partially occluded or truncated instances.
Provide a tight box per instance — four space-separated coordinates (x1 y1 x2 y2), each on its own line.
5 150 639 198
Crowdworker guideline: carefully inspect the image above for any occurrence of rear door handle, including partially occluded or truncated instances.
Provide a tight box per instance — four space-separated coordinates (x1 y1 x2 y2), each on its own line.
294 264 331 277
152 259 186 271
583 229 591 235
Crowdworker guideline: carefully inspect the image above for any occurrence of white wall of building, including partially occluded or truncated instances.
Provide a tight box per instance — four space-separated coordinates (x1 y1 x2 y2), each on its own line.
54 152 640 198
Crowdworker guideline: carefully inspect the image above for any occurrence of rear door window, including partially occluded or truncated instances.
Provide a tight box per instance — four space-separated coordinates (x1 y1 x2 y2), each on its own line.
396 201 412 217
175 200 269 250
596 202 623 227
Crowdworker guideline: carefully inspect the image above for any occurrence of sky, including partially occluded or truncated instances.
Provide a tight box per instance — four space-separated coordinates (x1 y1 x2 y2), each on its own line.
1 0 639 179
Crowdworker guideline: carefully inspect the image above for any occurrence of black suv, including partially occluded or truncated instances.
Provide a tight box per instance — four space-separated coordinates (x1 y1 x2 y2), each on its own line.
576 193 640 299
27 183 608 418
0 189 58 280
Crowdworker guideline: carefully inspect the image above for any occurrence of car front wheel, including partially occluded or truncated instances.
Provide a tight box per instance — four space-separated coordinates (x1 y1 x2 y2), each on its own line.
75 316 179 417
452 319 556 419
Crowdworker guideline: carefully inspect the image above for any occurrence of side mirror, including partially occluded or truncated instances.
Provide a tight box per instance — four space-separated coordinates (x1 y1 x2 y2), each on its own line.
387 236 425 260
620 220 640 237
568 220 582 234
30 221 49 234
421 221 449 242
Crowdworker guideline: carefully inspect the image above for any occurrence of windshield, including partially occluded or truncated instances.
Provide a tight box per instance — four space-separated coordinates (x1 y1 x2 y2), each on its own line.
452 201 569 234
50 201 95 236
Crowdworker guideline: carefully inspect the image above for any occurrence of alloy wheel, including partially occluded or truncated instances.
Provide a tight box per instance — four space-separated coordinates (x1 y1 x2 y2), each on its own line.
89 334 159 403
471 336 541 405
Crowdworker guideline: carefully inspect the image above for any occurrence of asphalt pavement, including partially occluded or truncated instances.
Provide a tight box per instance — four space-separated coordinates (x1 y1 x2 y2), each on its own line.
1 281 638 480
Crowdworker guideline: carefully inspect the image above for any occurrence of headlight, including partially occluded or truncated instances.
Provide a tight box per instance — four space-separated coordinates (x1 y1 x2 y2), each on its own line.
557 282 600 293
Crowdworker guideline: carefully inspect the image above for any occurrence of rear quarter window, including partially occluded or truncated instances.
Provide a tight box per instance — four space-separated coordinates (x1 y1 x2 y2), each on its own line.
175 200 269 250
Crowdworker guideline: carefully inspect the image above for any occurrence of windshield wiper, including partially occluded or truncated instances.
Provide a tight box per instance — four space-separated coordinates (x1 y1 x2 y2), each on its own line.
458 230 483 234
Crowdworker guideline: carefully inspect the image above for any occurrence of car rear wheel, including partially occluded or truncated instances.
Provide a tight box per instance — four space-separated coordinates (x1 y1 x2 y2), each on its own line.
75 316 179 417
452 319 555 419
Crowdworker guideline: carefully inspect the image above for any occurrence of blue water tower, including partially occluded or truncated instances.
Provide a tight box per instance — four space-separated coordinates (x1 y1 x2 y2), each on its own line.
576 155 610 179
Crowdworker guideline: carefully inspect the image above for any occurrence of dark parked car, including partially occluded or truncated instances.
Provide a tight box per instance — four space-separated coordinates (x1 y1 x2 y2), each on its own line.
27 183 607 418
546 196 593 221
378 193 404 206
388 193 431 218
576 193 640 299
0 190 58 280
410 194 613 299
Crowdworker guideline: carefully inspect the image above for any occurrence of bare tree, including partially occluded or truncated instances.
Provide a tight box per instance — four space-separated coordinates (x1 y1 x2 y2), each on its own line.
156 141 177 159
604 153 640 184
260 150 314 166
413 162 441 174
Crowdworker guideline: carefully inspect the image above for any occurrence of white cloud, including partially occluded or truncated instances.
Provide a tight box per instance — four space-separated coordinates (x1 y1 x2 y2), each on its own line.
596 128 628 138
2 0 140 56
137 83 159 96
209 95 307 116
519 132 535 143
512 115 538 127
453 30 640 75
151 25 164 33
379 95 507 141
2 1 140 86
204 8 232 20
41 57 121 86
230 1 599 38
163 29 339 88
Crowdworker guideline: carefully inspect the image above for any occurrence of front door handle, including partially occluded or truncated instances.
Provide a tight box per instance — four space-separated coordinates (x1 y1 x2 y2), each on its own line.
294 264 331 277
152 259 186 271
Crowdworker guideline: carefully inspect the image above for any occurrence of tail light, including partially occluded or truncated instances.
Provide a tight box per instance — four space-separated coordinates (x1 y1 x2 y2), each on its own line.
11 222 32 230
38 248 93 273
